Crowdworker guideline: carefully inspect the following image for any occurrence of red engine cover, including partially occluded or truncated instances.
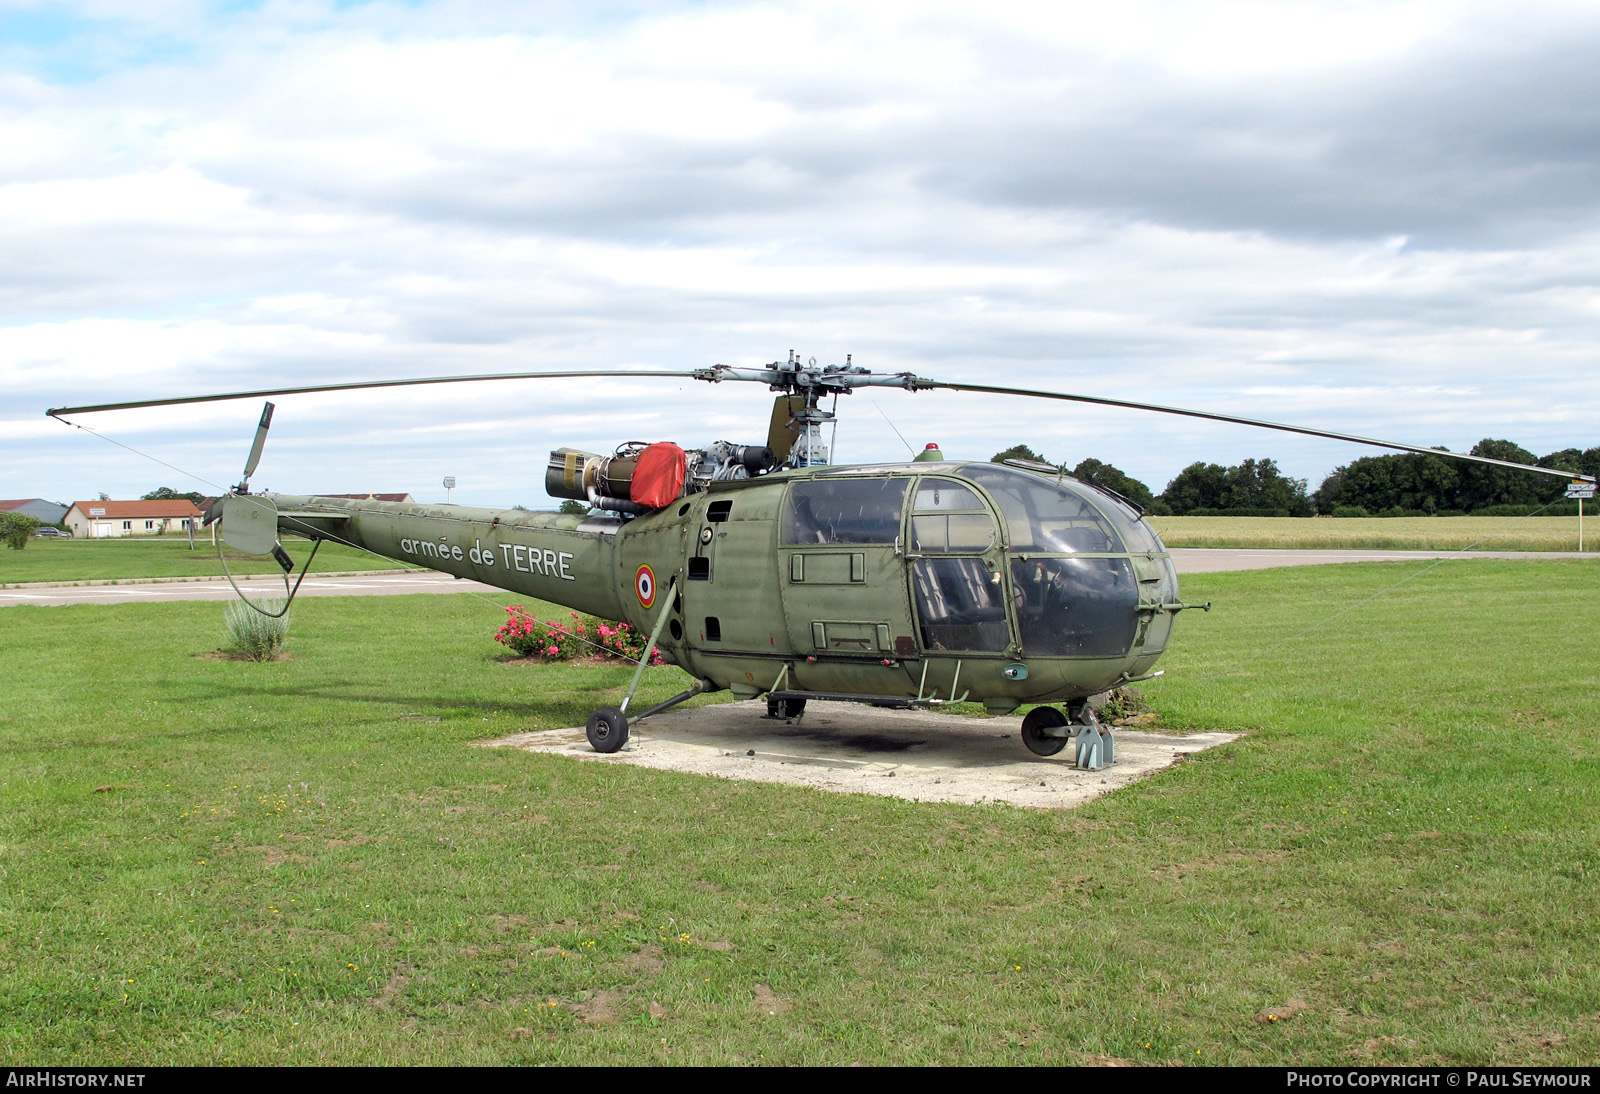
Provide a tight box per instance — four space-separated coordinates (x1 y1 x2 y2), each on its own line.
630 442 687 509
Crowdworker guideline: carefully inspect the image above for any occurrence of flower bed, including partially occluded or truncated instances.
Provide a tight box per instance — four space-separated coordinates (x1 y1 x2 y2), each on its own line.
494 607 663 665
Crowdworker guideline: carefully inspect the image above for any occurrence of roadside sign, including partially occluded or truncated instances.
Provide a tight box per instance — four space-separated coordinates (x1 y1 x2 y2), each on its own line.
443 476 456 489
1567 482 1596 499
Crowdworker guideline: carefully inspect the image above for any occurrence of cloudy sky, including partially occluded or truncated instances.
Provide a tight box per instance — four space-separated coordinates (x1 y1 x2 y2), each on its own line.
4 0 1598 508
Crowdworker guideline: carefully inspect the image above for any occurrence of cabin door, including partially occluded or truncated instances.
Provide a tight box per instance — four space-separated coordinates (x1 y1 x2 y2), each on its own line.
776 478 919 686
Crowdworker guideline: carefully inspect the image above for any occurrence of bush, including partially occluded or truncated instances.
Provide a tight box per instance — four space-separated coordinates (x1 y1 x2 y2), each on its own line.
1095 687 1152 722
1472 502 1586 517
223 598 290 661
495 608 663 665
495 607 580 659
587 615 663 664
0 511 41 549
1331 505 1370 518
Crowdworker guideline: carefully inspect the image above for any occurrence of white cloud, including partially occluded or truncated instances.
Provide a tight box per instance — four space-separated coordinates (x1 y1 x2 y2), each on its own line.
2 0 1597 508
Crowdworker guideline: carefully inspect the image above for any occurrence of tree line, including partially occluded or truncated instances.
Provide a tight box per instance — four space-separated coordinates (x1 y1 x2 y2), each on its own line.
992 440 1598 517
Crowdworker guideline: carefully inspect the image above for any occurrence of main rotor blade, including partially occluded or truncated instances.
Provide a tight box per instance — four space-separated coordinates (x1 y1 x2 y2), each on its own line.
241 401 274 481
46 369 706 418
917 379 1595 484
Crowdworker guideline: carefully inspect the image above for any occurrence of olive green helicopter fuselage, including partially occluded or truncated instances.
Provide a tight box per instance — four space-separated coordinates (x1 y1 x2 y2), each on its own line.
265 459 1188 724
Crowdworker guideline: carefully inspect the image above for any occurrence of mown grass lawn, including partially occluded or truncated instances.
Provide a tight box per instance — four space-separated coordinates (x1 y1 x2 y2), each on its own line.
0 536 409 585
1 560 1597 1065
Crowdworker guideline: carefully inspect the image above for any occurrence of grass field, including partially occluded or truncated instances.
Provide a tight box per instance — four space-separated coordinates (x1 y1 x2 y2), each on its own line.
0 536 410 585
1150 514 1591 552
2 561 1598 1065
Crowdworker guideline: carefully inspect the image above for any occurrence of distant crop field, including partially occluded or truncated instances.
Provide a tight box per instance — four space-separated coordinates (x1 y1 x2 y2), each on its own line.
2 562 1599 1065
1149 515 1592 552
0 534 411 584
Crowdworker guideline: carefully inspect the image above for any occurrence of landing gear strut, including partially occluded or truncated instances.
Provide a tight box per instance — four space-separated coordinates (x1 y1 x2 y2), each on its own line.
766 696 807 720
1020 702 1114 769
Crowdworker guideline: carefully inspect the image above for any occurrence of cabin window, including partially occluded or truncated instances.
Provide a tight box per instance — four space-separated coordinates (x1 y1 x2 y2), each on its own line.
781 479 908 546
911 479 995 553
1011 557 1139 657
706 500 733 524
911 557 1010 652
688 556 710 581
704 617 722 641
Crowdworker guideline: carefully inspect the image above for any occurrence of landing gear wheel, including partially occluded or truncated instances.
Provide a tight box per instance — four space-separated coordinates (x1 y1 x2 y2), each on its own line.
585 706 630 753
767 696 807 719
1020 706 1070 757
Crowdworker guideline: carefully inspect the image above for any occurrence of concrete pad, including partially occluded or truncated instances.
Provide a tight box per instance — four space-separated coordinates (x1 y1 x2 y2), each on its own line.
480 700 1238 810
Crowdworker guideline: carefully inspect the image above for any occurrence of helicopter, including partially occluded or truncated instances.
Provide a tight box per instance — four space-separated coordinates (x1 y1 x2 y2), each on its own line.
48 355 1595 759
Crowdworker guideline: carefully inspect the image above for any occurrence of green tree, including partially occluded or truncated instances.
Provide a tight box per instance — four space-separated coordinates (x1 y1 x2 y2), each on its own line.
0 511 41 549
1068 458 1155 509
1457 439 1542 511
990 444 1050 466
1318 451 1457 514
1312 465 1346 514
557 500 588 516
142 486 205 505
1220 458 1309 514
1161 462 1229 514
1163 458 1309 515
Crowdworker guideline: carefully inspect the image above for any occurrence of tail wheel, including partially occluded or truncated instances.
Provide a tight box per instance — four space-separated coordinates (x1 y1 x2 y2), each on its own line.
1020 706 1070 757
585 706 630 753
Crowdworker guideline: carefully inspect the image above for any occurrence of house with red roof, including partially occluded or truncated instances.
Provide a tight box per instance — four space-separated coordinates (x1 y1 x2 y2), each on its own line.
64 499 204 539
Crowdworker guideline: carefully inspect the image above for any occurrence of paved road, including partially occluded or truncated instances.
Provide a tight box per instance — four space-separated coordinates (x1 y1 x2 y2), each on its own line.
1169 547 1591 572
2 548 1589 608
0 571 501 607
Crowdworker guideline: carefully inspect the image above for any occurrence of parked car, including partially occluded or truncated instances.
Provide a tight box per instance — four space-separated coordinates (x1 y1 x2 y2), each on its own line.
30 527 72 537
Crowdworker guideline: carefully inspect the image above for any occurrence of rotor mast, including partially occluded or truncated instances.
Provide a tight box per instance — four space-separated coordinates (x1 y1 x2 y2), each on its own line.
693 352 923 467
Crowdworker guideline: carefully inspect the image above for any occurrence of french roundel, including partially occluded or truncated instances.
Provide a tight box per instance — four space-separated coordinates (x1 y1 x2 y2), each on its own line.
634 564 656 609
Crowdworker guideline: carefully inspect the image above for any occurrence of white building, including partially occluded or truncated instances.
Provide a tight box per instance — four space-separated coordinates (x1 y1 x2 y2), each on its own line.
64 499 203 538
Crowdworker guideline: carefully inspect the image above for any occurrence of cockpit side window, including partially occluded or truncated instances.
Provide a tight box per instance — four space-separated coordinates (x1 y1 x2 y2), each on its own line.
912 557 1010 652
961 465 1124 553
781 478 909 546
910 479 996 554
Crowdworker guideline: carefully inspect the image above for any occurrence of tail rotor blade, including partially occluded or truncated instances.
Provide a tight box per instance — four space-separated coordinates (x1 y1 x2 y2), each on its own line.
241 401 274 488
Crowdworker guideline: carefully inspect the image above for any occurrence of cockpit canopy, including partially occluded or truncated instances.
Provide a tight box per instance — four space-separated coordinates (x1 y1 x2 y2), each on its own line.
778 464 1176 660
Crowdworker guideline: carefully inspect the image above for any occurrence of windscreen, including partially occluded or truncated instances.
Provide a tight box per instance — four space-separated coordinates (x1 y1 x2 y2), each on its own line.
1010 557 1139 657
958 464 1161 659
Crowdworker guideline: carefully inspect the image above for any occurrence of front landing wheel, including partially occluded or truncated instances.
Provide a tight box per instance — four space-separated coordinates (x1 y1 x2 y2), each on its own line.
1020 706 1070 757
586 706 630 753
